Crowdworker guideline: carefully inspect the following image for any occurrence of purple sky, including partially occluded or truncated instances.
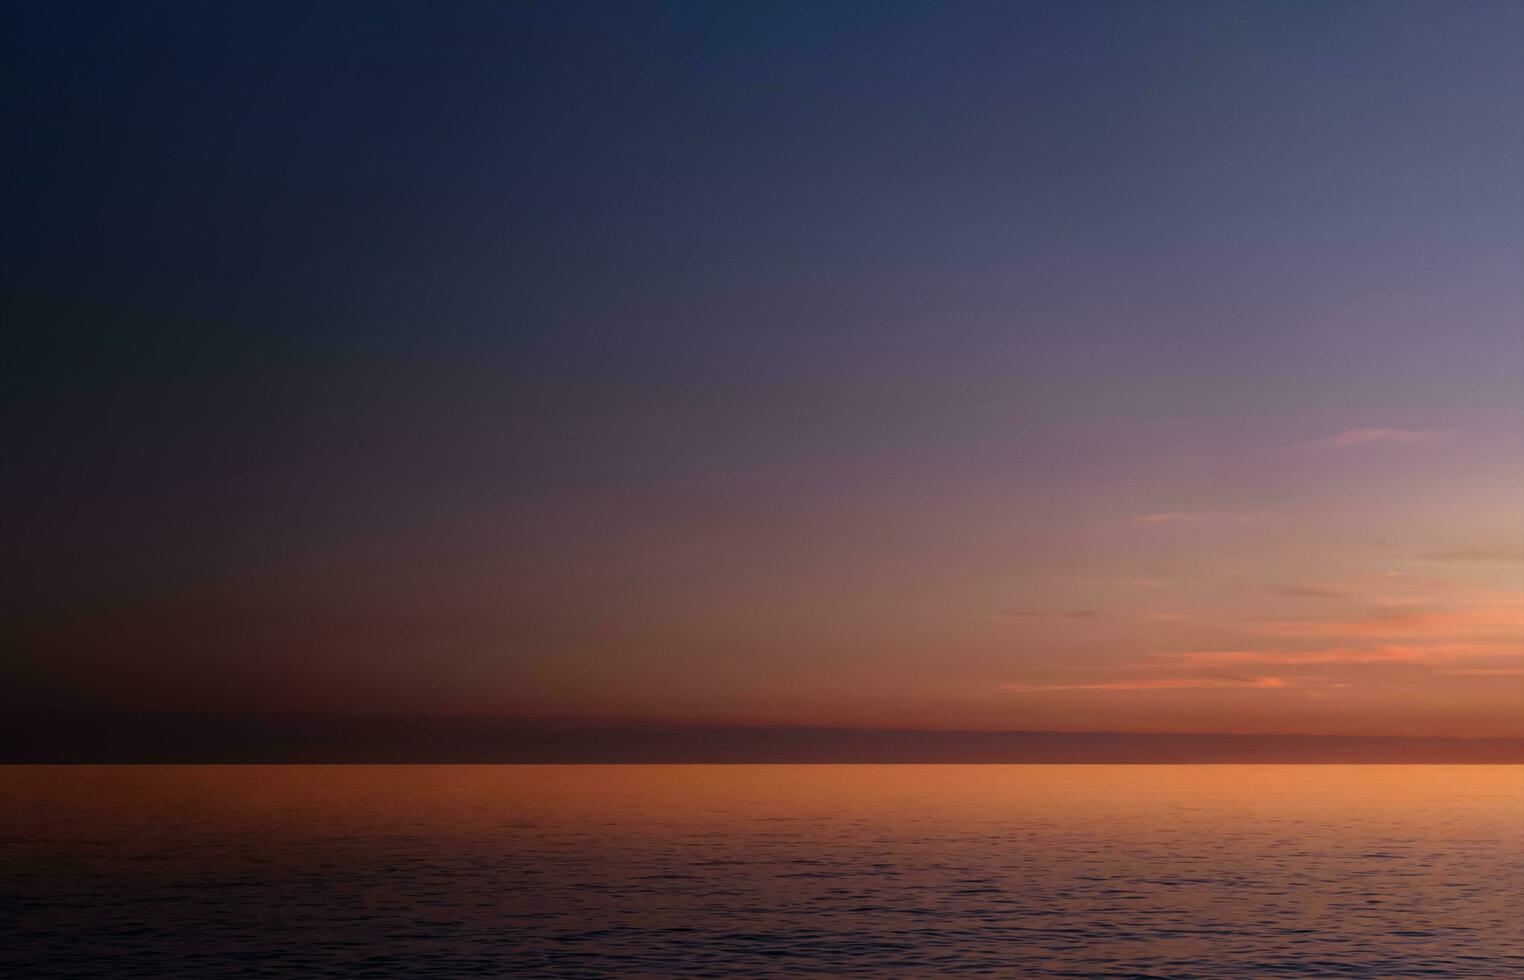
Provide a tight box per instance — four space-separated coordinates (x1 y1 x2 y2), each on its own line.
3 1 1521 737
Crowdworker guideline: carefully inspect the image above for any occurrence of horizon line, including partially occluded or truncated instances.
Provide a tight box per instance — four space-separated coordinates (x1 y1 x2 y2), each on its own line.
5 712 1520 764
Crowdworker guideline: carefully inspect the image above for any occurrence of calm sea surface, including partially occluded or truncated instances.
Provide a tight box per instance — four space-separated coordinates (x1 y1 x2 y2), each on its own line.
2 765 1521 978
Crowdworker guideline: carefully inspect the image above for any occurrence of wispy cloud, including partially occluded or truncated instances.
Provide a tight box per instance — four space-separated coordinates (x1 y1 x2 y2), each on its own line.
1297 427 1435 450
1274 584 1347 599
1137 511 1276 525
1257 613 1455 637
1138 511 1214 525
1256 606 1523 639
1001 609 1099 620
1420 547 1524 564
1153 644 1522 668
1004 676 1298 693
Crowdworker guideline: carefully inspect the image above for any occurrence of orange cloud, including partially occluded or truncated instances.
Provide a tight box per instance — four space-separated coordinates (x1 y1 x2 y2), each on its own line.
1256 606 1524 639
1155 644 1523 668
1274 584 1347 599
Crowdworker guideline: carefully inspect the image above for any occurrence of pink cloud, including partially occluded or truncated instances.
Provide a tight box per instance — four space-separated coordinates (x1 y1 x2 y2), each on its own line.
1003 676 1295 693
1001 609 1099 620
1137 511 1276 525
1138 511 1214 524
1421 546 1524 564
1298 427 1435 450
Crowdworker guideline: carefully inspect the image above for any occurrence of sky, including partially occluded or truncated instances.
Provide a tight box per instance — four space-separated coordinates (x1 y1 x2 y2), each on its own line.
3 0 1521 740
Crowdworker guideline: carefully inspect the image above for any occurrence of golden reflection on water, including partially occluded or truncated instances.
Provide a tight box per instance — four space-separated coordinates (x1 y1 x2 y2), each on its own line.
6 763 1523 830
4 766 1522 977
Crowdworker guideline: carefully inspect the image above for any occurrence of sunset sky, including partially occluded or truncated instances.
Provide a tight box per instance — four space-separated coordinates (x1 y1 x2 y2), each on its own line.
3 1 1521 739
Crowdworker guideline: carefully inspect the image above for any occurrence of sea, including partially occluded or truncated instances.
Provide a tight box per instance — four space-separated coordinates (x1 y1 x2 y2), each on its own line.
2 765 1520 977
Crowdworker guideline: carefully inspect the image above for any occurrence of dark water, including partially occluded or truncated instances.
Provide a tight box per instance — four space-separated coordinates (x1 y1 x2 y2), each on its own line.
2 766 1520 978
